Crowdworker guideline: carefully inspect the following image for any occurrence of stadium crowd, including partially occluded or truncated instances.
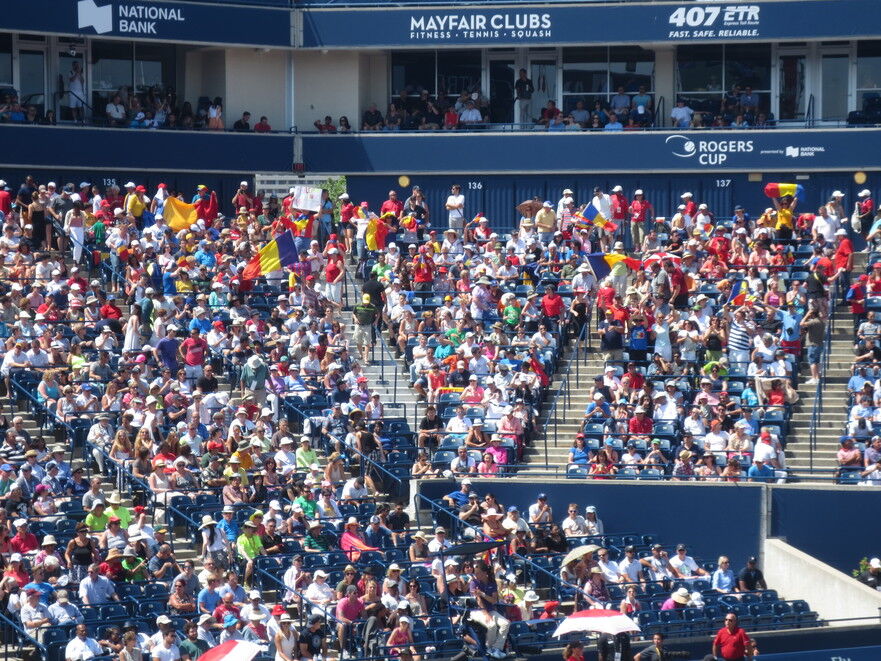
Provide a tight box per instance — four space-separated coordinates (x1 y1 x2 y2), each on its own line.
0 170 857 660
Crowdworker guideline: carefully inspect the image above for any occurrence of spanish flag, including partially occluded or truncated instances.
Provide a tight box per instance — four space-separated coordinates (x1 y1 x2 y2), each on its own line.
585 252 642 279
242 231 298 280
764 183 805 200
365 216 390 251
581 203 618 232
163 196 198 232
400 214 417 231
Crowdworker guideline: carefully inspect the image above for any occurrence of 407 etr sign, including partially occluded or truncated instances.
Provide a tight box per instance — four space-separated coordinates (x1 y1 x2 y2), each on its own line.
667 4 761 39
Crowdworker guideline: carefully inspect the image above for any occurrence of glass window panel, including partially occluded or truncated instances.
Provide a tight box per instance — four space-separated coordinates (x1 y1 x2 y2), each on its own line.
725 44 771 91
676 45 723 93
858 40 881 90
391 51 435 99
609 47 654 93
0 34 11 86
562 47 607 95
19 51 45 108
821 54 849 120
437 50 481 99
134 43 175 95
91 41 132 94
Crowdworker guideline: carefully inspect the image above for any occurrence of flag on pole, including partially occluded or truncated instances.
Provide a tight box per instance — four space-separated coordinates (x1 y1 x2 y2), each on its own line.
726 279 747 306
581 203 618 232
242 231 298 280
585 253 642 280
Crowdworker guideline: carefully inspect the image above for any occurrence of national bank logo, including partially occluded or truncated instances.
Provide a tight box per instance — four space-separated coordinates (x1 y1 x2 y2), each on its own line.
76 0 186 36
78 0 113 34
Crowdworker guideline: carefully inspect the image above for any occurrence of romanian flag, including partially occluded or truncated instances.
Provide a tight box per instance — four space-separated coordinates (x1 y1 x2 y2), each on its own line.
365 216 390 251
764 183 805 200
242 231 298 280
581 203 618 232
585 252 642 279
163 196 198 232
471 213 484 224
354 205 368 220
726 279 747 306
572 212 593 231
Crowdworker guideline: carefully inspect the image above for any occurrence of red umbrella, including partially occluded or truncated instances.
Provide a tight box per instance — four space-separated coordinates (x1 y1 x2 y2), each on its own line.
642 251 681 270
198 640 263 661
552 609 641 637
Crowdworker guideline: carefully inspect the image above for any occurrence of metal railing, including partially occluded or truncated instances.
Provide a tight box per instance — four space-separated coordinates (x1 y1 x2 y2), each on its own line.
808 279 839 472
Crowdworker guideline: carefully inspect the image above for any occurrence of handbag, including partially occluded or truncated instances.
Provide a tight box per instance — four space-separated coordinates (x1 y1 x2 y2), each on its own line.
851 202 862 234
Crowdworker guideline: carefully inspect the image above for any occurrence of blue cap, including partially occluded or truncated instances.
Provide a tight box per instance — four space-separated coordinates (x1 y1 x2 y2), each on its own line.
507 506 518 512
537 493 547 500
223 614 238 627
543 200 553 207
0 464 11 471
81 384 92 391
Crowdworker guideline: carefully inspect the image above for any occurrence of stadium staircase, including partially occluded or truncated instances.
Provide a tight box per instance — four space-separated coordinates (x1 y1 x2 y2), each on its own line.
520 347 606 474
784 301 853 477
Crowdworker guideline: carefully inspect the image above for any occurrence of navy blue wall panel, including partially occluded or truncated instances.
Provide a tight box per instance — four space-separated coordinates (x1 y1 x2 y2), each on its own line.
419 480 764 568
0 125 293 175
303 130 881 175
771 489 881 573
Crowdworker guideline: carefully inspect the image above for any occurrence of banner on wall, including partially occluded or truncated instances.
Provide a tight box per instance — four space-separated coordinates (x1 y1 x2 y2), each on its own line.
301 128 881 174
301 0 879 48
1 0 291 47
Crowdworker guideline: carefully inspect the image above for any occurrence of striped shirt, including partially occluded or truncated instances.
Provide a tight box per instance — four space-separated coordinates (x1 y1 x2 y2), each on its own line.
728 320 752 353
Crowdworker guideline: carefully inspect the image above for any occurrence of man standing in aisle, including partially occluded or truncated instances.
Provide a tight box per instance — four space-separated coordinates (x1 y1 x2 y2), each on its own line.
353 294 379 366
514 68 534 125
445 184 465 232
704 612 757 660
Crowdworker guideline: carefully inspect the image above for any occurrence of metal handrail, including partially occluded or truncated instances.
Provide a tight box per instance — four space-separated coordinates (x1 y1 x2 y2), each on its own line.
808 278 838 471
805 93 816 129
653 95 666 129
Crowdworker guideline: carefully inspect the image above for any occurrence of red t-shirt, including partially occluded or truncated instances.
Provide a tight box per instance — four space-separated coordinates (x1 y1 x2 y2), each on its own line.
340 202 355 224
413 260 434 283
100 304 122 320
541 293 564 317
713 626 751 659
834 238 853 271
326 258 342 283
628 416 654 435
630 199 652 223
180 337 208 366
610 193 628 221
0 190 11 215
669 269 687 297
380 200 403 218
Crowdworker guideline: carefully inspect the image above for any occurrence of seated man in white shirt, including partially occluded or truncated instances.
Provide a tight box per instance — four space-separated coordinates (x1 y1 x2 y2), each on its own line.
596 548 621 584
64 623 104 660
561 503 589 537
450 446 477 476
446 407 473 434
458 100 483 125
702 419 729 452
668 544 708 580
617 546 643 584
273 437 298 475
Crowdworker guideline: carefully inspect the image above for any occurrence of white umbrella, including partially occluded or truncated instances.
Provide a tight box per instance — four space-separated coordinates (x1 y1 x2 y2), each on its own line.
197 640 264 661
552 609 641 637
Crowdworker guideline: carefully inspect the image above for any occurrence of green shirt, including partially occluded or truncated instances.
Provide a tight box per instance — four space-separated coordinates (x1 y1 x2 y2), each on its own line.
236 533 264 560
503 305 521 326
296 447 318 469
295 496 317 519
304 533 329 552
122 557 148 582
445 328 464 347
107 505 132 529
85 511 109 532
91 220 106 247
353 304 378 326
179 638 209 660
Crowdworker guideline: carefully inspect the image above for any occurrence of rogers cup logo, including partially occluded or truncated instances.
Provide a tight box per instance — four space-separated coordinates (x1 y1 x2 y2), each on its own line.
665 134 753 165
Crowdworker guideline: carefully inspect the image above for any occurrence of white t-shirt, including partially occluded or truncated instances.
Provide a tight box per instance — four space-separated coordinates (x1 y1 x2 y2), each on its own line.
151 642 181 661
752 441 777 464
669 554 700 578
446 194 465 224
562 515 588 536
671 105 694 126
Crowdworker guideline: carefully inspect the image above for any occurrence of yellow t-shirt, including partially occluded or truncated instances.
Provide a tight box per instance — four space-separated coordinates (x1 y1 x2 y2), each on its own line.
775 208 794 230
